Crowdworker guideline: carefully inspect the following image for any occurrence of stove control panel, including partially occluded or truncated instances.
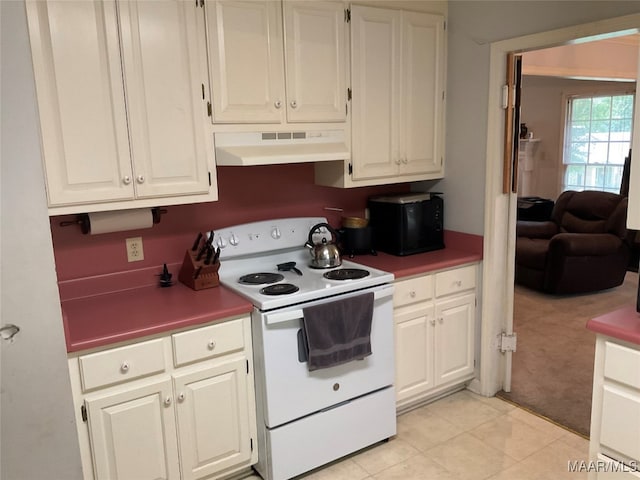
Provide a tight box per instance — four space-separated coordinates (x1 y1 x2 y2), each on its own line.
212 217 328 259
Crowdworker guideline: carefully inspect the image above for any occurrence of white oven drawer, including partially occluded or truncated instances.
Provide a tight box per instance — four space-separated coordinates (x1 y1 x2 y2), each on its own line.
393 275 433 307
172 317 245 367
79 338 165 392
435 264 476 298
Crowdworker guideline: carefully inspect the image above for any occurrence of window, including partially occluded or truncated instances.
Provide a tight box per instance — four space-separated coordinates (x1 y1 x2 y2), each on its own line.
563 93 634 193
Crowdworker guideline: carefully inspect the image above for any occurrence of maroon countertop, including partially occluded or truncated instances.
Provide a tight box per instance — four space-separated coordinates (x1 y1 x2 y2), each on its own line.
587 305 640 346
62 283 253 353
350 230 483 279
352 248 482 279
60 231 483 353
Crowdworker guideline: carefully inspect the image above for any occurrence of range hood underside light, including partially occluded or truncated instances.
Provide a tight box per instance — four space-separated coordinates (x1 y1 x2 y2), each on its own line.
214 131 350 166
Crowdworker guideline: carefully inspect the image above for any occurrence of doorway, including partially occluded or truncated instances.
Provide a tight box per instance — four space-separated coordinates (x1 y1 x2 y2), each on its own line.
479 14 640 407
496 39 639 436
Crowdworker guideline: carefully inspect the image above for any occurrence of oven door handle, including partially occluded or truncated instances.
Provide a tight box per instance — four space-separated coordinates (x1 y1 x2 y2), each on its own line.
264 286 394 326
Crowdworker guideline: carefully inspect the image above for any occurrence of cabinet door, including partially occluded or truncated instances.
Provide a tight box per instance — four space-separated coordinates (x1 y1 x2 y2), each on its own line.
119 0 212 199
86 379 180 480
350 5 401 180
395 303 435 403
400 12 445 176
26 0 134 206
434 293 475 386
283 1 347 123
206 0 285 123
174 358 252 480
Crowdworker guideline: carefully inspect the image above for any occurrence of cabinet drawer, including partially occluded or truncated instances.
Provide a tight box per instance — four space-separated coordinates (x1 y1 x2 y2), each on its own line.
393 275 433 307
604 341 640 389
435 264 476 298
79 338 165 392
600 385 640 463
172 318 245 367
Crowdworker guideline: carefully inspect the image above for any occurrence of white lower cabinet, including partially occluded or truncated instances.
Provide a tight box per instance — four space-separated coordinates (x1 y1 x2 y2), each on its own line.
174 359 253 480
394 264 477 410
589 336 640 479
69 316 257 480
86 379 181 480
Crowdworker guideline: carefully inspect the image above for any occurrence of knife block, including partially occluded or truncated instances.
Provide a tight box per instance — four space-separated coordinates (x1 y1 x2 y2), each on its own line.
178 249 220 291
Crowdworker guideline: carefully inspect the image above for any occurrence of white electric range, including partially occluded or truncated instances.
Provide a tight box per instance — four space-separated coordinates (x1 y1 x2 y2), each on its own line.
211 218 396 480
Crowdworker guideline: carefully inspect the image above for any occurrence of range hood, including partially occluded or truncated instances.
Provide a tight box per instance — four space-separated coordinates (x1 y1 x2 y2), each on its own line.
214 130 350 166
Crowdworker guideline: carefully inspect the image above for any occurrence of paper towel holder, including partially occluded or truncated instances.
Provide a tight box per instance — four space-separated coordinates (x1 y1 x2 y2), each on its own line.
59 207 167 234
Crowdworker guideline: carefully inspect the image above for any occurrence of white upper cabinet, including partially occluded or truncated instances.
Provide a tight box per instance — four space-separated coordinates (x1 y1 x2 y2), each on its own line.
316 5 446 187
205 0 348 124
400 12 445 177
206 1 285 123
351 5 445 182
27 0 133 206
283 2 347 122
118 1 213 200
26 0 216 214
350 6 401 180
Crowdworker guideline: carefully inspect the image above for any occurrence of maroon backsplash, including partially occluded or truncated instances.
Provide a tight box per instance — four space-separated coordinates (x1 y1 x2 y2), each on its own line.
51 164 409 281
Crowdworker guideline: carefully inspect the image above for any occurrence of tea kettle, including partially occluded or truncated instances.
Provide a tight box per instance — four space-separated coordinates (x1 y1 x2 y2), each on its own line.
305 223 342 269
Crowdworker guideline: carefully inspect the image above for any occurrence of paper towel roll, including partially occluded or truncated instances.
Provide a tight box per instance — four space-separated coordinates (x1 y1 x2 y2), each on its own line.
88 208 154 235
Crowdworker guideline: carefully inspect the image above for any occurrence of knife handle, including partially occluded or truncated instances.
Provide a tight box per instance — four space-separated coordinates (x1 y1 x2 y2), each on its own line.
192 232 203 251
205 248 213 265
196 245 208 261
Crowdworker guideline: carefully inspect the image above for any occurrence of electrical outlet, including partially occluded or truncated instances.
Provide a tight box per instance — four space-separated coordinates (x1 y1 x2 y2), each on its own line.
126 237 144 262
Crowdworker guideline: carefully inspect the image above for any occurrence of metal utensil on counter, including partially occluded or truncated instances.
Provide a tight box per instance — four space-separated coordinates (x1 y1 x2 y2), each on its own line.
277 261 303 276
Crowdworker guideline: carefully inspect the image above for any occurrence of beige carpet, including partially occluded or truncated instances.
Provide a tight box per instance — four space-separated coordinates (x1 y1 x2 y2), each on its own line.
497 271 638 438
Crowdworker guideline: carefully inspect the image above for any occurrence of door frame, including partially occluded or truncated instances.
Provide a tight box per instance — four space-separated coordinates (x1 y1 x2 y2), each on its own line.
478 13 640 396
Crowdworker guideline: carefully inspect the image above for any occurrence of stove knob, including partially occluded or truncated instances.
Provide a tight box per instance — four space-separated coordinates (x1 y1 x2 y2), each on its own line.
229 233 240 246
216 236 227 249
271 227 281 240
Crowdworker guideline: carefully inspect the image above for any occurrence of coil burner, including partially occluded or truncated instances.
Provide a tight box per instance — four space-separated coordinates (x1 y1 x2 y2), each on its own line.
323 268 370 281
259 283 300 296
239 273 284 285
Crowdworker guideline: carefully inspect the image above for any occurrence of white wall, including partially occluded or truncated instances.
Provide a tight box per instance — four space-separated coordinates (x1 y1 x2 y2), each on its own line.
416 0 640 235
520 75 634 201
0 2 83 478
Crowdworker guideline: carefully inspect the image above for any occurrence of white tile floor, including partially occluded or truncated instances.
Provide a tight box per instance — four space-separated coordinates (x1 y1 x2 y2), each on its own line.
245 390 590 480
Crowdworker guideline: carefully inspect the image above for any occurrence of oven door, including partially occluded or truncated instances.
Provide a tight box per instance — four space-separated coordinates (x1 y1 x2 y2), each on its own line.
252 283 395 429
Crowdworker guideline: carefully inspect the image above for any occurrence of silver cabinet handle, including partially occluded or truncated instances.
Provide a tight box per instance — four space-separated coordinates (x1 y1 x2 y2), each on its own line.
290 100 297 109
164 396 172 406
207 340 216 351
409 291 416 298
120 362 130 373
430 318 436 326
177 393 185 403
402 158 408 164
395 159 401 165
123 176 132 185
274 100 282 109
136 175 145 184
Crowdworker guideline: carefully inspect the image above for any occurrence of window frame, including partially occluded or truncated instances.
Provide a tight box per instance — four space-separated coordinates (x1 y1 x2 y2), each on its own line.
561 90 635 194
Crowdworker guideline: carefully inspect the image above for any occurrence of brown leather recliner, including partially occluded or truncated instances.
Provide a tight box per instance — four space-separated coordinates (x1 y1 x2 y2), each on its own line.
515 190 630 294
